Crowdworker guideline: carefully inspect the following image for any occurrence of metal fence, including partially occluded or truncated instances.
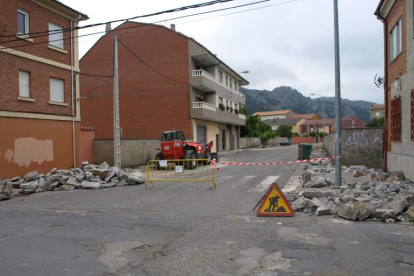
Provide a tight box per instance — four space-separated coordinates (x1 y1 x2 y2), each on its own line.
146 159 216 190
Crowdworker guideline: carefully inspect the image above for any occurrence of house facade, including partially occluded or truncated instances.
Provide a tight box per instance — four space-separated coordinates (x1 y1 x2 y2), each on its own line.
370 104 386 120
264 118 306 135
80 22 248 165
0 0 88 179
252 110 295 121
341 117 366 128
301 119 336 134
375 0 414 181
289 113 320 120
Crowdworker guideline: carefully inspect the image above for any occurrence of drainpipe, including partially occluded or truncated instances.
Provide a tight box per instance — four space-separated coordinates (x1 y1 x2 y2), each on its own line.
377 12 388 172
71 15 82 168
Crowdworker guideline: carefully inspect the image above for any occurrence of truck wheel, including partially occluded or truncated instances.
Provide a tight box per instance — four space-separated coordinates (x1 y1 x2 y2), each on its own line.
204 151 211 165
184 150 197 170
155 153 163 170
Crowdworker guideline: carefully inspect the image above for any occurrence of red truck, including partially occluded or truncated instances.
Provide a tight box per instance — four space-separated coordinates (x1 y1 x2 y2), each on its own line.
155 130 213 169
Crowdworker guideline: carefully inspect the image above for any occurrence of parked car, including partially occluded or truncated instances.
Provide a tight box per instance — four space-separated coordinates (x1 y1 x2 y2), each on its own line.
279 140 292 146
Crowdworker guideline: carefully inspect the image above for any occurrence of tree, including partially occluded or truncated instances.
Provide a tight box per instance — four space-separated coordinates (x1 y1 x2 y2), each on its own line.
241 115 275 143
239 106 248 115
274 125 292 138
366 117 384 128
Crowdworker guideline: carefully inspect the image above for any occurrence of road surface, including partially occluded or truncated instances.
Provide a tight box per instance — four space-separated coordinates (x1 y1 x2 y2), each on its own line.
1 146 413 276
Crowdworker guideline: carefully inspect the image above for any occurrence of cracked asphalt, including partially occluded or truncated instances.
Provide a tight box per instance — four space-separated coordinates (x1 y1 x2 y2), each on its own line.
1 146 414 276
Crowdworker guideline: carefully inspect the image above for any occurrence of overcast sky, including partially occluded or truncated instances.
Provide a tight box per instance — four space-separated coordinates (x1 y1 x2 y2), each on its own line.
62 0 384 104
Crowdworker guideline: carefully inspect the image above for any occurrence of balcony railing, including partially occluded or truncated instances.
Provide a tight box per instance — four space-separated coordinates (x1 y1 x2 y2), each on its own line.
192 101 217 111
191 69 216 82
191 69 246 99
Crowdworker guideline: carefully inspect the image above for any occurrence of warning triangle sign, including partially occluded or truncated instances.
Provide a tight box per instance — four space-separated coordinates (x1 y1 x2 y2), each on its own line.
256 183 295 217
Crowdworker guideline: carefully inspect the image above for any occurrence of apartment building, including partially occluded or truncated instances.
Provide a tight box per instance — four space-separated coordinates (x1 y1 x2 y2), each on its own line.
370 104 386 120
375 0 414 181
80 22 248 166
252 110 295 121
0 0 88 178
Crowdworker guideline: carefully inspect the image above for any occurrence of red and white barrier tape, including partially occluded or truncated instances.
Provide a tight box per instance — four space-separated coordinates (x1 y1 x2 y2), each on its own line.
212 156 340 170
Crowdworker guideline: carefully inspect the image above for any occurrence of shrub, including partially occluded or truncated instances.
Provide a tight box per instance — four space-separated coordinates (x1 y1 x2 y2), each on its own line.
219 103 225 111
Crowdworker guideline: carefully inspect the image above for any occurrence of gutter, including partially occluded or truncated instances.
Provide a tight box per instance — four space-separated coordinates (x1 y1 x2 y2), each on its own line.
375 10 388 172
71 15 82 168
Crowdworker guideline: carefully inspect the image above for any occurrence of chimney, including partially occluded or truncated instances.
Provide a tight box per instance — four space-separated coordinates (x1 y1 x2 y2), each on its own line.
170 24 176 31
105 23 112 34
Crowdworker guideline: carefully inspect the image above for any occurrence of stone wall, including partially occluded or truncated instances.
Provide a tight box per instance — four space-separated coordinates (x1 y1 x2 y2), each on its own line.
324 128 384 169
94 139 160 167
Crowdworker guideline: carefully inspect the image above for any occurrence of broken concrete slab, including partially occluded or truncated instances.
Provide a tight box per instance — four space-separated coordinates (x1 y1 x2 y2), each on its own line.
81 181 101 190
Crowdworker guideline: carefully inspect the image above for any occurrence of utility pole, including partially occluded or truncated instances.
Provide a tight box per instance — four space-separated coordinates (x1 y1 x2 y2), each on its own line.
113 35 121 168
333 0 342 187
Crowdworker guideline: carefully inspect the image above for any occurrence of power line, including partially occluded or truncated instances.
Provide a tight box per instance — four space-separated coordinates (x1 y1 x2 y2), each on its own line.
79 72 113 78
118 39 189 86
80 74 189 98
0 0 271 48
0 0 234 38
176 0 298 25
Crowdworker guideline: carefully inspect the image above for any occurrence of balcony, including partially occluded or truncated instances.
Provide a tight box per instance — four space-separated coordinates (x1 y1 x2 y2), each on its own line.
190 69 246 104
192 101 217 111
190 101 246 126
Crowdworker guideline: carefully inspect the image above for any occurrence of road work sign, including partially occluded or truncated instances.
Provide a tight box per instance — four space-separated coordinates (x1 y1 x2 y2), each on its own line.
256 183 295 217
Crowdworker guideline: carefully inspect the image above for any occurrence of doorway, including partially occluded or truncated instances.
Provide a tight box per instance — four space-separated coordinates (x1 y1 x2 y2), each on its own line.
197 126 206 144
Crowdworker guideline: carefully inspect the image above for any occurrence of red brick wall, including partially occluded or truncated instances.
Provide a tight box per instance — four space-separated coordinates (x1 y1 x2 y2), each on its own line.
0 117 79 179
385 0 407 150
80 22 192 140
0 53 73 116
0 0 72 65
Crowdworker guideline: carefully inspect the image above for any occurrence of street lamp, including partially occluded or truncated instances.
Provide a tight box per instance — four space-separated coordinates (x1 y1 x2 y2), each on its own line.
311 93 326 137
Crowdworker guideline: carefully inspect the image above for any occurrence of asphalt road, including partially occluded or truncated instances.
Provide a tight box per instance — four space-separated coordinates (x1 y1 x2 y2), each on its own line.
1 146 414 276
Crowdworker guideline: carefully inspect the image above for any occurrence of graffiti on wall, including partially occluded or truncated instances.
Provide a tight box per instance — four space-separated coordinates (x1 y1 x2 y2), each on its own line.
345 130 380 147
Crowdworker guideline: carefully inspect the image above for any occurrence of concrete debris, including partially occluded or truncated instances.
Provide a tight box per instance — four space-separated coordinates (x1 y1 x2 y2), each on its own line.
0 163 147 201
291 159 414 224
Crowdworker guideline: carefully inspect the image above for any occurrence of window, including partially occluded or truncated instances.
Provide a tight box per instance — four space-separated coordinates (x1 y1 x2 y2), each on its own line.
411 90 414 141
174 131 185 141
234 81 238 91
49 22 64 49
229 79 233 89
225 75 228 86
391 95 402 142
18 9 29 35
390 17 402 61
50 77 64 102
376 112 380 117
218 71 223 83
219 97 223 104
234 103 238 110
19 71 30 98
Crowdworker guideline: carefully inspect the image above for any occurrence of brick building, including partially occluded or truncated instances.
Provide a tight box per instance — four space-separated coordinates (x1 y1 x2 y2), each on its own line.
0 0 88 179
375 0 414 181
80 22 249 166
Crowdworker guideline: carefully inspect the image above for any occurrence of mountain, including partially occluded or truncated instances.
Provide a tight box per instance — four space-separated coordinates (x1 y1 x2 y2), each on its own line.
240 86 376 122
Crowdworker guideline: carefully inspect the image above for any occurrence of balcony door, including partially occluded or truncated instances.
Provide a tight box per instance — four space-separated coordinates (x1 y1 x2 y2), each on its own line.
197 126 207 145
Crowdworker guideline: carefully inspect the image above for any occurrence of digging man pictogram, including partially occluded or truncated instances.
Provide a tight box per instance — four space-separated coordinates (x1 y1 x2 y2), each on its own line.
265 195 287 213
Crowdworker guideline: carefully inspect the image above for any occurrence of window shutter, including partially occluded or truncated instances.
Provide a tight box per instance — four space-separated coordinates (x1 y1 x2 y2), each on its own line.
50 78 64 102
19 71 30 97
49 22 64 49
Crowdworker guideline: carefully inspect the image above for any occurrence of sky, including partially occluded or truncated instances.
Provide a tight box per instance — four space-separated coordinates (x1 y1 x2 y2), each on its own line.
62 0 385 104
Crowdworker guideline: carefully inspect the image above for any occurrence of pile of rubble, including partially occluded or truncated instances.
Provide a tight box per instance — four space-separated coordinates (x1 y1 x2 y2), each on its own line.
292 160 414 223
0 162 146 201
